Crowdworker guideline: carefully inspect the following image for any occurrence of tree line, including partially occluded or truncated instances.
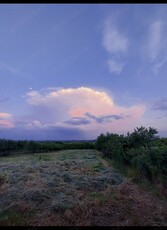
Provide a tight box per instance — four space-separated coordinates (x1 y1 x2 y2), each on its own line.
0 139 95 156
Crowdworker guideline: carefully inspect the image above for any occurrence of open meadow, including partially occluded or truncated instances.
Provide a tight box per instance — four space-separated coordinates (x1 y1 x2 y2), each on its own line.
0 149 167 226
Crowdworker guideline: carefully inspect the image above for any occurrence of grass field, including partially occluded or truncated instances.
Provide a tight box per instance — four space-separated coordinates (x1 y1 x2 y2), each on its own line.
0 149 167 226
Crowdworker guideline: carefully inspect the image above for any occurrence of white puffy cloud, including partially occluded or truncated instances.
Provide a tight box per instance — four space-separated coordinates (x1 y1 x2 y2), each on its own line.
25 86 146 138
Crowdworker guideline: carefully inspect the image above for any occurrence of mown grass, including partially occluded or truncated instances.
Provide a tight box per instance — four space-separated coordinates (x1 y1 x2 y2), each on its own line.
0 149 167 226
101 154 167 201
0 206 34 226
0 149 123 226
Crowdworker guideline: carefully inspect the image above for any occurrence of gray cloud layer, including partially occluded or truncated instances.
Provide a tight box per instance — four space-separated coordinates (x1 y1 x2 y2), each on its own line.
152 98 167 111
64 117 91 125
64 112 124 126
85 112 123 123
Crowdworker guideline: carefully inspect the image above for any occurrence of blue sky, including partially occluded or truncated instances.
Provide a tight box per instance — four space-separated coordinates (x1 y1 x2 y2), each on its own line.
0 4 167 140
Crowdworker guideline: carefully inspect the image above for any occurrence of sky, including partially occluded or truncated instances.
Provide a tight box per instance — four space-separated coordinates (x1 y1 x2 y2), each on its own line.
0 3 167 140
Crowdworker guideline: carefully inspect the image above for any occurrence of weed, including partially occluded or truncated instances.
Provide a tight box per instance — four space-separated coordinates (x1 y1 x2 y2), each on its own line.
126 167 141 183
39 155 51 161
0 205 34 226
88 192 107 203
0 173 9 185
90 162 105 172
131 212 140 225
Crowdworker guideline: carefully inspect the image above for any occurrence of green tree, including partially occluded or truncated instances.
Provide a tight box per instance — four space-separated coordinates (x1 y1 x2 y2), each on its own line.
129 126 158 148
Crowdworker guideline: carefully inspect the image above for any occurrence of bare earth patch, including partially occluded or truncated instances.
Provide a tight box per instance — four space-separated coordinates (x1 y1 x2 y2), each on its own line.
0 149 167 226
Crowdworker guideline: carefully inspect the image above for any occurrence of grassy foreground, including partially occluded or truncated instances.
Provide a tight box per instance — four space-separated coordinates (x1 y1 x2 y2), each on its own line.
0 149 167 226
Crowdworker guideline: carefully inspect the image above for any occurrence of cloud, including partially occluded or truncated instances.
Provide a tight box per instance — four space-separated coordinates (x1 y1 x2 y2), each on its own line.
148 20 163 62
102 17 128 75
85 112 123 124
26 87 114 120
146 19 167 74
107 59 124 74
0 87 146 139
24 86 145 138
64 117 90 126
152 98 167 111
152 57 167 75
0 113 14 128
103 19 128 54
0 61 31 78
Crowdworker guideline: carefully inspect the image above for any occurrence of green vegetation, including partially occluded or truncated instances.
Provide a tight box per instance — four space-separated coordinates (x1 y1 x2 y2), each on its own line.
88 191 107 203
0 149 124 226
0 139 95 157
0 149 167 226
0 126 166 191
0 206 34 226
89 161 105 172
95 126 167 189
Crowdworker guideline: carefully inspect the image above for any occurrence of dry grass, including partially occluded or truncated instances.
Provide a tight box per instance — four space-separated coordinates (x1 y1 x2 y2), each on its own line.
0 149 167 226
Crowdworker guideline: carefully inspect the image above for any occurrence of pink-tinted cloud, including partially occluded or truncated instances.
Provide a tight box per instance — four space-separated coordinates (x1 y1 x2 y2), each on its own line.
25 87 146 138
0 113 14 128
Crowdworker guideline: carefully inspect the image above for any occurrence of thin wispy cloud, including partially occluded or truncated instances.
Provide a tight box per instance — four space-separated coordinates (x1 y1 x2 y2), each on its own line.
152 57 167 75
107 59 124 75
148 20 162 62
146 19 167 74
103 19 128 54
102 17 128 75
152 98 167 111
0 61 31 78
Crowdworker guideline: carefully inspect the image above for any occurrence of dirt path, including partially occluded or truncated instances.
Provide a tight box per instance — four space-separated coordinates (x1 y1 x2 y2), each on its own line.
0 149 167 226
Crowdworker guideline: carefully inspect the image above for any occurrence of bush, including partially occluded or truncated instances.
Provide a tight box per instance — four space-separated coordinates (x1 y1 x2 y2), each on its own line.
95 133 124 162
95 126 167 186
131 153 152 180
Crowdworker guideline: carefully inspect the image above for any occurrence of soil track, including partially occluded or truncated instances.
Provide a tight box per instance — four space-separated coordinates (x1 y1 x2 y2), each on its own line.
0 149 167 226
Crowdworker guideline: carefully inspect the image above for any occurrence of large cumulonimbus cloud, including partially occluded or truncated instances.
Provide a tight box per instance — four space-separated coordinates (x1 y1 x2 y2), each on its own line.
24 86 145 138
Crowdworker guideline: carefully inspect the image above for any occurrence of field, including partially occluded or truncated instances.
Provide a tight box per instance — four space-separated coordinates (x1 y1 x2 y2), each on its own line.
0 149 167 226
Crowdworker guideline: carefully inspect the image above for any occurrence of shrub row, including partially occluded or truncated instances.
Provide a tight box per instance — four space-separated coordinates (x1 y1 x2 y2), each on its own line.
95 126 167 184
